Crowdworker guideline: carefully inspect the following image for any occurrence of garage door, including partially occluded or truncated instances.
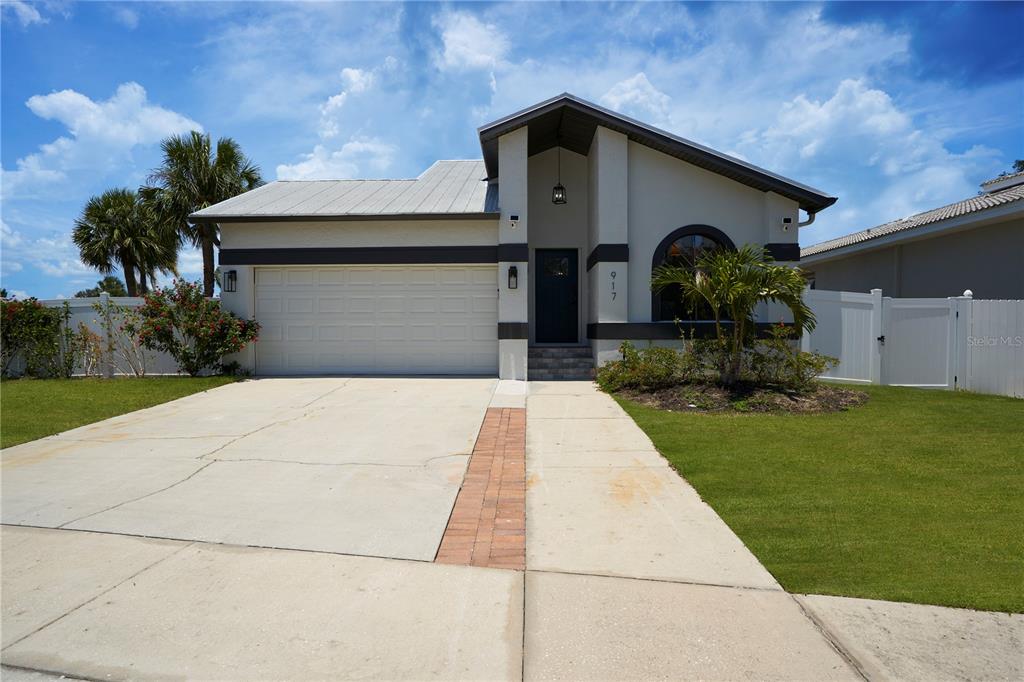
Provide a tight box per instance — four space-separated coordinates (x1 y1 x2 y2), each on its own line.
254 266 498 375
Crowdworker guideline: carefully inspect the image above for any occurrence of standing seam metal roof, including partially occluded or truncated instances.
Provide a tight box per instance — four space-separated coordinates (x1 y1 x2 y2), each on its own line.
189 160 495 221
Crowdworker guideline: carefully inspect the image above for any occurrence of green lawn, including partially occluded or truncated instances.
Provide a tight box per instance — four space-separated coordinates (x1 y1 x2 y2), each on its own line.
617 385 1024 613
1 376 239 449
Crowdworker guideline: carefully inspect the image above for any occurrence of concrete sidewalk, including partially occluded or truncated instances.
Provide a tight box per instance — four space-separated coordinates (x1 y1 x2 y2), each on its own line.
523 381 858 680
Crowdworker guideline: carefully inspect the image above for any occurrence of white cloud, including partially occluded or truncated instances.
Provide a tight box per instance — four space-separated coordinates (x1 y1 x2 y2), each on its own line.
1 219 94 280
433 11 509 71
744 78 1001 232
2 82 201 200
112 6 139 29
319 66 379 139
1 0 46 27
276 136 397 180
600 73 671 125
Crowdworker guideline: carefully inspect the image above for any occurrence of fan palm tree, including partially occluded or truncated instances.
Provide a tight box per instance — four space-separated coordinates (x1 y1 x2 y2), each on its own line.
144 131 262 296
652 244 815 384
73 189 179 296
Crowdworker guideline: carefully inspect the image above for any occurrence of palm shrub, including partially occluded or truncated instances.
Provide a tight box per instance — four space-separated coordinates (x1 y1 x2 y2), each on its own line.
130 280 259 376
651 245 815 385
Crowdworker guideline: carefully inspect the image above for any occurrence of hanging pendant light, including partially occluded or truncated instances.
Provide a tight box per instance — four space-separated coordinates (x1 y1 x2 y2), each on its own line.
552 142 567 205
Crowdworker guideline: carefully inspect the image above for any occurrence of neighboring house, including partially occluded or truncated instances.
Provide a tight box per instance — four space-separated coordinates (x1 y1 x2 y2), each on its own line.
191 93 836 379
802 172 1024 299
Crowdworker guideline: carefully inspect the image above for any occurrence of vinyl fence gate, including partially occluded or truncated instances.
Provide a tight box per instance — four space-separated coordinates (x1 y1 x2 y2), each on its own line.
802 289 1024 398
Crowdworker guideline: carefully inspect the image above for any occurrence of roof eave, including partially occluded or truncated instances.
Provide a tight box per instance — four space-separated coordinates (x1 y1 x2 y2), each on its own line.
477 93 836 213
188 212 501 224
801 199 1024 263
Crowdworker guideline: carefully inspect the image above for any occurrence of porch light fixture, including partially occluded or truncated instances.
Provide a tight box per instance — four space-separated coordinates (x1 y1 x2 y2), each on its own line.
552 144 567 205
508 265 518 290
224 269 238 293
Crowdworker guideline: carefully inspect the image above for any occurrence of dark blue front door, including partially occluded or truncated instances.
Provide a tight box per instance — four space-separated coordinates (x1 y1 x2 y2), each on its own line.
535 249 578 343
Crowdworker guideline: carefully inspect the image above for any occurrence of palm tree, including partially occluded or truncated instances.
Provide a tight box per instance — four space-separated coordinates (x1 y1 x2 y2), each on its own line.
144 131 263 296
73 189 179 296
652 245 815 384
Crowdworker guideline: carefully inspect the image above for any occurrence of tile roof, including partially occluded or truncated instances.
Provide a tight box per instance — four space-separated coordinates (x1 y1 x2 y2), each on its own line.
801 183 1024 258
190 160 497 222
981 169 1024 187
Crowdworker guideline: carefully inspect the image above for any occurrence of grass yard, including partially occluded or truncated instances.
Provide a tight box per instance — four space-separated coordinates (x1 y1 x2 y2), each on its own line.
617 385 1024 613
0 376 239 449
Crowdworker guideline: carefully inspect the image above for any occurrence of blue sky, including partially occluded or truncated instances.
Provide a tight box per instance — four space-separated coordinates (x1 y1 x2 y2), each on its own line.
2 1 1022 299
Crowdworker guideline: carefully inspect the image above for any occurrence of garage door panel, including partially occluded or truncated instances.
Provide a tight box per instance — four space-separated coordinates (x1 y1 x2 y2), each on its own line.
255 266 497 376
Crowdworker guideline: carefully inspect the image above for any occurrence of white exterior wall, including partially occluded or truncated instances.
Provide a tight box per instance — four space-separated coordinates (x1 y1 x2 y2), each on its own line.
218 218 499 374
527 146 589 344
625 142 800 322
220 220 498 249
498 127 529 379
588 127 630 327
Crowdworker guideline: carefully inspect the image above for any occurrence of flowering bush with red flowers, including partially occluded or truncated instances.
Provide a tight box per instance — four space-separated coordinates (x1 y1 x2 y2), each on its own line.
129 280 259 376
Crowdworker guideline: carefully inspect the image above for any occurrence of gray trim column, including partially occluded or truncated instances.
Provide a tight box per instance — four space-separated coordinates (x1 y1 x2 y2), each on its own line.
497 127 529 380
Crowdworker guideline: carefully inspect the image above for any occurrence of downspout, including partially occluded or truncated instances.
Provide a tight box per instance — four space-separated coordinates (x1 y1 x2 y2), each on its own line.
797 211 816 228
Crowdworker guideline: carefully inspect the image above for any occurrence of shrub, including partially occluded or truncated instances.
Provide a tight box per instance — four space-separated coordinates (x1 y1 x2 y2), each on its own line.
1 297 74 378
596 341 690 392
130 280 259 376
92 298 152 376
747 324 837 393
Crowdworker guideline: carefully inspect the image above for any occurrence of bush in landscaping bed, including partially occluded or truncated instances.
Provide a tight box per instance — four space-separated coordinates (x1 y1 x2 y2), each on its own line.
597 328 838 398
130 280 259 376
596 341 695 392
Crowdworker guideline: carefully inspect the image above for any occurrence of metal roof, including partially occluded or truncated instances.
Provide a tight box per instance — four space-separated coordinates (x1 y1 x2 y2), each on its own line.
190 160 497 222
801 183 1024 259
477 93 837 214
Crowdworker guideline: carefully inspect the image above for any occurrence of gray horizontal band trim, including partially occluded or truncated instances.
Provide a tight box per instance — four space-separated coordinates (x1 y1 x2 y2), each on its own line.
191 212 500 224
219 246 498 266
498 322 529 339
587 322 793 340
586 243 629 271
497 243 529 262
765 243 801 262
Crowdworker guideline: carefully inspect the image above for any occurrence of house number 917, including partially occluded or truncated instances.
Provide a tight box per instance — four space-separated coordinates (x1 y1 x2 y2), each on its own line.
610 271 616 300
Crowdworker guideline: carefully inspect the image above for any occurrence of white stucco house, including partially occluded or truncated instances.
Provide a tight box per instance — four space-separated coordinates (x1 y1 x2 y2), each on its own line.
191 94 836 380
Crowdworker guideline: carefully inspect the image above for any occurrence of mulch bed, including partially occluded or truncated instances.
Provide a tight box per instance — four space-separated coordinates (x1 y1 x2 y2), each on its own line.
619 382 869 414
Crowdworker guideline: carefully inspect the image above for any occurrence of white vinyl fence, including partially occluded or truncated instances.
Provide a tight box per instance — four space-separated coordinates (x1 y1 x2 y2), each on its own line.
802 289 1024 398
6 294 181 376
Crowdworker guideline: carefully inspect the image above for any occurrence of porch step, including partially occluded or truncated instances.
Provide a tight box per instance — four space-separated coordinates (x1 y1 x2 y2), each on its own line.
528 346 595 381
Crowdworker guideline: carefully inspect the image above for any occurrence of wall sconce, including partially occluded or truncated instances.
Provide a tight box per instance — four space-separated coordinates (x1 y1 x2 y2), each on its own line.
224 269 238 293
508 265 518 290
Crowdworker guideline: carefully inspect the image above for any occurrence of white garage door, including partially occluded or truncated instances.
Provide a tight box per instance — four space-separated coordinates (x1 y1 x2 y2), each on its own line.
254 265 498 375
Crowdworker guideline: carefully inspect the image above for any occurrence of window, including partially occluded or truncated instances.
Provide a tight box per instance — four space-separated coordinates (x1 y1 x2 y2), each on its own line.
651 225 736 321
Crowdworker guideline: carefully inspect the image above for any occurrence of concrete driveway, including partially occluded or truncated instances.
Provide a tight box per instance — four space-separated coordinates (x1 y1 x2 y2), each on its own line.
2 377 496 560
4 378 1016 681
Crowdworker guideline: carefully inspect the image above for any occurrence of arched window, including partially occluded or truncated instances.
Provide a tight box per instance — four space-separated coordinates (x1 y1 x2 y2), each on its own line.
651 225 736 321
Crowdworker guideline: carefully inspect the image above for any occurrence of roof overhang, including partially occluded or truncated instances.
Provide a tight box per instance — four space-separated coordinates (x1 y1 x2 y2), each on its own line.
189 211 500 224
800 200 1024 265
477 93 837 214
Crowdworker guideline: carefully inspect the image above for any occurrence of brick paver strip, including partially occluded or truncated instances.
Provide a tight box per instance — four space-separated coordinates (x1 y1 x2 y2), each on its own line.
435 407 526 570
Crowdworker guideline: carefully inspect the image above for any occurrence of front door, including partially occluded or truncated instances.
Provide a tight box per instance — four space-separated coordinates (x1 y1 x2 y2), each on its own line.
535 249 578 343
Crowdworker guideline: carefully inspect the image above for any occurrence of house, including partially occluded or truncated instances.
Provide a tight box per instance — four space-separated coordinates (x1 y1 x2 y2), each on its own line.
191 93 836 379
802 172 1024 299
